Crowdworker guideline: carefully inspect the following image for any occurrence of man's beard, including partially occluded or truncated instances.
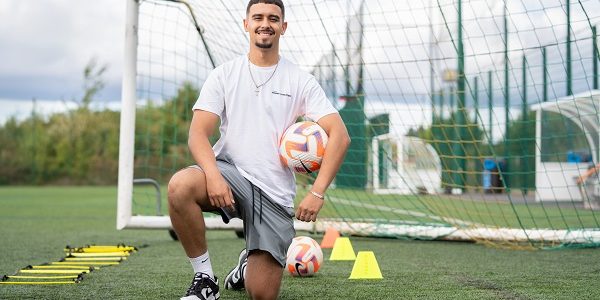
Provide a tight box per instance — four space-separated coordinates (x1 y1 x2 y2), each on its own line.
255 41 273 49
255 28 274 49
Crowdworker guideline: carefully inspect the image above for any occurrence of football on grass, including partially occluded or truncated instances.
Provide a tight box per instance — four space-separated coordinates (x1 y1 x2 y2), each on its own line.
286 236 323 277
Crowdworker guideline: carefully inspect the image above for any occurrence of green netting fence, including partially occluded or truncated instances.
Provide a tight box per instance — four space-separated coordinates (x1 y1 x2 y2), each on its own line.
128 0 600 249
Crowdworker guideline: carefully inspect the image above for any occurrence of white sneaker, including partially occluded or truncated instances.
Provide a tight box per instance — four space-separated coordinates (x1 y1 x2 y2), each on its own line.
181 272 220 300
224 249 247 290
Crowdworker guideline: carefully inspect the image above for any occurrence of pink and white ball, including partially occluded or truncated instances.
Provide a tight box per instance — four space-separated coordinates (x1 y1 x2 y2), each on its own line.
286 236 324 277
279 121 328 173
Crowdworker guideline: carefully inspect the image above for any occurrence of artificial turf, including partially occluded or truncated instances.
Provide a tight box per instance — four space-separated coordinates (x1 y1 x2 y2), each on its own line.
1 186 599 299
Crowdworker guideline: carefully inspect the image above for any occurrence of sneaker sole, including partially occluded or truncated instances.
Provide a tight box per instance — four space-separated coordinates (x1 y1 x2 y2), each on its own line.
224 249 247 290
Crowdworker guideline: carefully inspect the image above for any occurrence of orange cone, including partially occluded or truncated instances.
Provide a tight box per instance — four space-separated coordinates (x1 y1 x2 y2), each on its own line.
320 227 340 249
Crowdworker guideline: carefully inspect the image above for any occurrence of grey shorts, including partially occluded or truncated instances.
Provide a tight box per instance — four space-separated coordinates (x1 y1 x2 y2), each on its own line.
188 160 295 267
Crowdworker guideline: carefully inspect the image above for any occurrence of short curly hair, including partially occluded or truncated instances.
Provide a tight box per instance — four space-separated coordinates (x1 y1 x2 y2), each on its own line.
246 0 285 19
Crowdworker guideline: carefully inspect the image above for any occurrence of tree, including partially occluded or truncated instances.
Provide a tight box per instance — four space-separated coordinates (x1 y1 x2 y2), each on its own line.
80 57 108 110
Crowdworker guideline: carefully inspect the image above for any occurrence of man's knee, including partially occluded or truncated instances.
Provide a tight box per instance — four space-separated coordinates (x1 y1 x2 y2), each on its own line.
246 284 279 300
245 250 283 300
247 284 280 300
168 170 198 210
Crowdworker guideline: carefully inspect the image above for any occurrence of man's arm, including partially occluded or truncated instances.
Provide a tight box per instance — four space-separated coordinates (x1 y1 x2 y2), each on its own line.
295 113 350 222
188 109 235 209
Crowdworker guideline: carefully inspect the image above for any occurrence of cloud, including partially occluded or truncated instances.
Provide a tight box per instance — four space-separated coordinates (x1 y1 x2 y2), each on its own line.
0 0 125 101
0 0 598 106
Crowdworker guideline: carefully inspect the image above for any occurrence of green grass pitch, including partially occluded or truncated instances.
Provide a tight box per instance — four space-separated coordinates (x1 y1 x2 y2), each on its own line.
1 186 600 299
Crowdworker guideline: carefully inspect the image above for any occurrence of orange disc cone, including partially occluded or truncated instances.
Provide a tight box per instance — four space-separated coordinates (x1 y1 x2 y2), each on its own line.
320 227 340 249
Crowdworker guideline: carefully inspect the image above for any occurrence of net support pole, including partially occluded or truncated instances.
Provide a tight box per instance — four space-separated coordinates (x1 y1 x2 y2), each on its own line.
473 76 479 124
429 0 436 129
543 47 548 102
440 89 445 119
450 86 459 188
488 71 493 143
502 0 510 190
521 54 528 193
503 0 509 146
371 137 380 191
456 0 466 191
593 25 598 90
117 0 139 230
521 55 527 117
535 103 542 202
566 0 572 96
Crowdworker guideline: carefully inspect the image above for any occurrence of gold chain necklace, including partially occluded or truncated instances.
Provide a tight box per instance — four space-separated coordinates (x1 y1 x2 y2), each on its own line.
248 57 280 96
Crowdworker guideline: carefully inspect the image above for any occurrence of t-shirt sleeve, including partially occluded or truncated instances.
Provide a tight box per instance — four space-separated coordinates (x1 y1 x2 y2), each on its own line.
192 68 224 116
303 76 338 121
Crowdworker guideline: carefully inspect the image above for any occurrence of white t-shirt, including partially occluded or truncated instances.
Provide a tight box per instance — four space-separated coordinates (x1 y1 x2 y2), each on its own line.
193 55 338 208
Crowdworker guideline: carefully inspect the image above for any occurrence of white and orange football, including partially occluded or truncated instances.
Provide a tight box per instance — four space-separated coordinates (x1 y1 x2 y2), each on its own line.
279 121 328 173
286 236 323 277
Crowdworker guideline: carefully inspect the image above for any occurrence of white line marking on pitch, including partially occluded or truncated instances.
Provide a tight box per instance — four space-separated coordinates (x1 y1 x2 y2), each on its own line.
327 196 483 227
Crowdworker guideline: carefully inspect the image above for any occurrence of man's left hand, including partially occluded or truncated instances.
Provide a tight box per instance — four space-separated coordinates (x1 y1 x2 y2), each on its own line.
295 193 324 222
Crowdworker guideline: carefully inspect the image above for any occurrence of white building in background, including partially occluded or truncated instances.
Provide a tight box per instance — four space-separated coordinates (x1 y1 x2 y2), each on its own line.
371 134 442 195
530 90 600 203
363 103 441 195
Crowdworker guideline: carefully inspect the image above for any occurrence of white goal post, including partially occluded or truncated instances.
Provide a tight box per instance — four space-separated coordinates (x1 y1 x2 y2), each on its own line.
117 0 246 231
116 0 139 230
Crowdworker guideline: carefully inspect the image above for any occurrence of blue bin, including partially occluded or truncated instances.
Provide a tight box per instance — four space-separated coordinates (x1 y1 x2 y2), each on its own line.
567 151 592 163
483 158 505 194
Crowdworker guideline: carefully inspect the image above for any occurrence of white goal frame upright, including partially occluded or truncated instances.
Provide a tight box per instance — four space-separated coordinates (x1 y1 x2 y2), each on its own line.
116 0 139 230
116 0 248 231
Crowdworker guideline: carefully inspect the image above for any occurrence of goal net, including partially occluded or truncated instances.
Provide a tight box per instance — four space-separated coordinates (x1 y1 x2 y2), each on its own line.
119 0 600 249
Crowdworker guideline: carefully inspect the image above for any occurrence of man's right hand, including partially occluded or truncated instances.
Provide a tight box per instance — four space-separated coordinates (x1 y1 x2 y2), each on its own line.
189 110 235 210
205 172 235 209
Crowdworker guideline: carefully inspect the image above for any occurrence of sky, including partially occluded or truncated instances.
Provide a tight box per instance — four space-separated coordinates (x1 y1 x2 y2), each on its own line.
1 0 598 104
1 0 599 132
0 1 125 103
